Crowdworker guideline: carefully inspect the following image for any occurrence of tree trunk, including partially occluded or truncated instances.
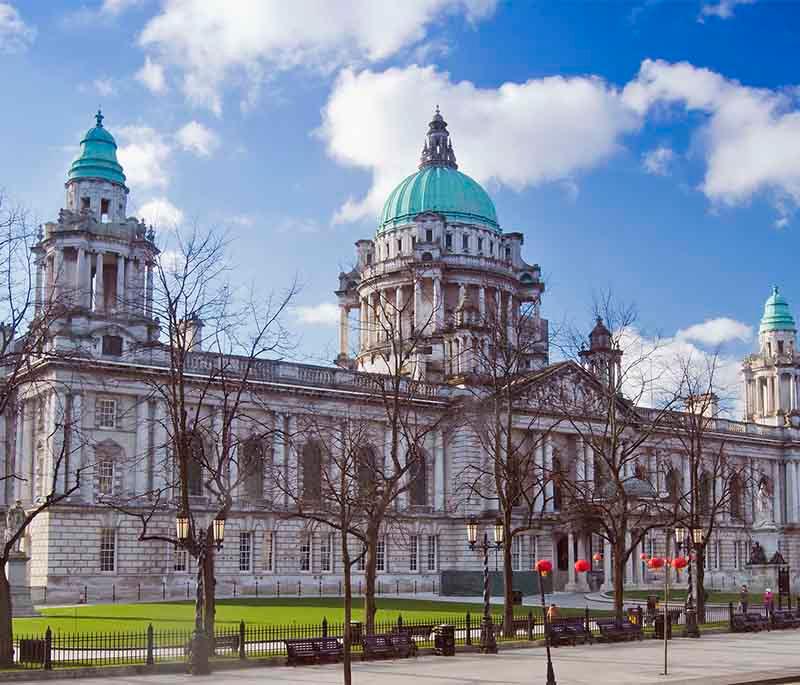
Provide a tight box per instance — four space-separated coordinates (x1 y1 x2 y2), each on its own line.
613 540 626 624
0 564 13 666
341 532 352 685
363 526 378 635
203 540 216 643
502 532 514 637
695 548 706 623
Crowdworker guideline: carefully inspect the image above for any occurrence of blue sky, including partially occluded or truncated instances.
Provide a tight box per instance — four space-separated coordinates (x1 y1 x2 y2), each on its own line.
2 0 800 400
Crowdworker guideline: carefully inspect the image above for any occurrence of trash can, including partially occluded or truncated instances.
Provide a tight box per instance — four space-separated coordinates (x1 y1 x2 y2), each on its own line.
434 623 456 656
511 590 523 606
349 621 363 644
654 614 672 640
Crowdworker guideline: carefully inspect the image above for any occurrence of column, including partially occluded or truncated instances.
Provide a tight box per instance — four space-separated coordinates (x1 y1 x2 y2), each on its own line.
75 248 85 308
395 286 404 338
683 456 692 509
13 403 26 501
34 260 43 318
413 279 421 332
53 248 64 300
433 276 443 331
625 531 634 586
133 397 148 495
94 252 105 312
479 286 486 322
49 391 66 494
116 254 125 311
601 538 613 592
773 460 783 525
359 298 367 350
585 442 595 494
534 438 544 512
576 534 590 591
544 434 554 512
338 306 349 358
434 431 445 511
565 531 577 590
151 401 168 495
145 262 154 316
575 436 585 483
366 292 375 347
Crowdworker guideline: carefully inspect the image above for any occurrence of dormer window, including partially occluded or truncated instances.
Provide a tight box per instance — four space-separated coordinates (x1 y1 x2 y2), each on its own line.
81 197 91 211
100 199 110 223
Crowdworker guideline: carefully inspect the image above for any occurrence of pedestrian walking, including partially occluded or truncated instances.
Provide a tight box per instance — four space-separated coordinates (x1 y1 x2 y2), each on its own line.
739 584 749 614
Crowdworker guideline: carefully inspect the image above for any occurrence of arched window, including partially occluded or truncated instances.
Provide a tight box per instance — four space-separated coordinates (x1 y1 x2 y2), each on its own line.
301 441 322 504
409 450 427 507
697 471 712 514
730 472 743 520
187 432 204 496
666 468 681 503
634 461 647 480
241 437 265 500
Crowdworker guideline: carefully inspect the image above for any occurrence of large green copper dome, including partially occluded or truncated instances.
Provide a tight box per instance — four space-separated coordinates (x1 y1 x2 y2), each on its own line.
378 109 499 234
67 110 126 186
760 286 796 333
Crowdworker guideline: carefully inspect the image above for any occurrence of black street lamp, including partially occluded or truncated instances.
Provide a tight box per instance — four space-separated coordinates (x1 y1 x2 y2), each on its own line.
177 512 226 675
466 516 504 654
535 559 556 685
674 525 703 638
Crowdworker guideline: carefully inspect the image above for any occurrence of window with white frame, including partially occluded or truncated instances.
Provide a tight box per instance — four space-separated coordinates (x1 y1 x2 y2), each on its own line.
98 460 114 495
512 536 522 571
100 528 116 572
96 398 117 429
321 533 333 573
239 532 252 572
714 540 721 570
173 545 188 572
264 531 274 572
376 537 386 572
300 534 312 572
734 540 747 570
426 534 437 572
409 535 419 572
528 535 538 570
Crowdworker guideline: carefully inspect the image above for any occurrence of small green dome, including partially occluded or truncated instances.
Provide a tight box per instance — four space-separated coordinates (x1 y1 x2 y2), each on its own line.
379 166 499 234
760 286 796 333
378 108 499 234
67 110 126 186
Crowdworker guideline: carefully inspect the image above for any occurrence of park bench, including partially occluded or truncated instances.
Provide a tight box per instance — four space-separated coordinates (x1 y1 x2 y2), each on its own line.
732 613 768 632
547 622 577 647
596 619 641 643
362 634 396 660
619 620 643 641
312 637 344 662
285 638 318 666
185 633 240 656
388 632 418 657
551 617 592 645
746 612 770 631
394 623 435 639
771 610 800 630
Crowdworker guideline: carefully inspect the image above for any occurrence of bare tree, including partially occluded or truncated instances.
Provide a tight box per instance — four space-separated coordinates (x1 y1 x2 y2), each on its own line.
104 228 295 645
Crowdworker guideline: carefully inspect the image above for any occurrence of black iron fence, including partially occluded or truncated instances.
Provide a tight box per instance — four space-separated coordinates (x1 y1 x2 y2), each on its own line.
3 603 794 671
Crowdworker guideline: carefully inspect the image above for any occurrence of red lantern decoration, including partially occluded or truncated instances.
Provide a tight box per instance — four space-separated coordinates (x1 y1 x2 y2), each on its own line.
535 559 554 576
647 556 665 570
574 559 590 573
592 552 603 562
672 556 688 570
640 552 649 561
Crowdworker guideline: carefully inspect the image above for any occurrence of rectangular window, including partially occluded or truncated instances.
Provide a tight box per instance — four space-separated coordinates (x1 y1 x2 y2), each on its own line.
173 545 188 573
411 236 416 249
528 535 538 571
505 246 511 260
512 536 522 571
462 235 469 251
264 531 274 572
410 535 418 572
426 535 437 572
734 540 745 570
396 238 402 254
100 198 110 223
81 197 91 211
102 335 123 356
376 537 386 573
779 340 785 354
425 228 433 242
239 532 252 572
300 534 312 572
477 237 483 253
714 540 721 570
96 398 117 428
321 533 333 573
445 233 452 249
100 528 116 572
489 241 494 256
98 460 114 495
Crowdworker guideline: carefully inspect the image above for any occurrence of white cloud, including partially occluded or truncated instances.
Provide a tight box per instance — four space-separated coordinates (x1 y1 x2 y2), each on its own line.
699 0 754 21
101 0 143 13
0 2 35 53
176 121 219 157
623 59 800 221
295 302 339 326
642 145 675 176
137 0 498 112
116 126 172 190
136 56 168 94
320 64 640 224
136 197 184 227
676 317 753 346
93 78 116 97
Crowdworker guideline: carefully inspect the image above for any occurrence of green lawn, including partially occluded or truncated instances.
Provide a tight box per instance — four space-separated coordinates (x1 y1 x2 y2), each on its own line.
14 598 602 636
621 590 764 605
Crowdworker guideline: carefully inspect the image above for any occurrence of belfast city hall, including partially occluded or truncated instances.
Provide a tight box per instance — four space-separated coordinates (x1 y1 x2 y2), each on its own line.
4 107 800 603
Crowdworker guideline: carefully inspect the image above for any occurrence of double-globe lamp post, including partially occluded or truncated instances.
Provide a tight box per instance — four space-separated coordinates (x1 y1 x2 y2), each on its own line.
466 517 504 654
674 525 704 638
177 512 226 676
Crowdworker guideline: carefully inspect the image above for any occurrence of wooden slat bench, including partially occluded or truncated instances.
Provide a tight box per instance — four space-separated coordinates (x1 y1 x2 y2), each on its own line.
389 632 418 657
362 634 396 660
596 619 641 642
771 610 800 629
314 637 344 663
285 639 318 666
550 617 592 645
547 623 577 647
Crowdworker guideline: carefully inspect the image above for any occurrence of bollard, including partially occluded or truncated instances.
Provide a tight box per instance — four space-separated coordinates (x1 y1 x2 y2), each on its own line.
338 580 342 596
239 620 246 660
397 580 400 595
162 581 165 600
146 623 154 665
414 580 417 595
729 602 734 632
359 580 362 596
44 627 52 670
44 586 47 603
465 612 472 646
322 617 328 637
186 581 190 600
112 584 116 603
319 580 322 597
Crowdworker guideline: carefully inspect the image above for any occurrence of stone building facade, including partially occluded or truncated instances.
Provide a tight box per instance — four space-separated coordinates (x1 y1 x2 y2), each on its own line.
4 110 800 602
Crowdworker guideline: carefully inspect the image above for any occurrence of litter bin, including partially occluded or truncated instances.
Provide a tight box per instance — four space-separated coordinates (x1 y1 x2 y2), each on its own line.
434 624 455 656
511 590 523 606
654 614 672 640
349 621 363 644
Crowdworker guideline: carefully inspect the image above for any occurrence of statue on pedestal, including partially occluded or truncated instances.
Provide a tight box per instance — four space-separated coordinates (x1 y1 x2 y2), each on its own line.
754 480 776 529
4 500 26 554
749 541 768 565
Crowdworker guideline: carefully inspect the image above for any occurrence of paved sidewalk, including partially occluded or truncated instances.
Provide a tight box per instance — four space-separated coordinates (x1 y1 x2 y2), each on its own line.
27 630 800 684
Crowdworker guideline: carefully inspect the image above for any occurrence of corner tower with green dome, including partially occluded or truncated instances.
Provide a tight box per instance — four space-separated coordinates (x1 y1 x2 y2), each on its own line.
744 286 800 426
335 109 547 380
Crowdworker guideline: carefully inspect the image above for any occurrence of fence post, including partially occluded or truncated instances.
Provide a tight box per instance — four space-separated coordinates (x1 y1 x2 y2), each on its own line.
729 602 734 632
585 607 590 636
186 581 190 600
112 584 116 603
359 580 362 596
277 580 281 597
146 623 154 665
465 612 471 646
527 610 534 640
162 581 166 600
322 617 328 637
43 626 52 670
239 620 246 660
319 580 322 597
338 580 342 596
298 580 301 597
255 580 259 598
414 580 417 595
397 614 403 629
396 579 400 595
44 586 47 603
233 581 237 598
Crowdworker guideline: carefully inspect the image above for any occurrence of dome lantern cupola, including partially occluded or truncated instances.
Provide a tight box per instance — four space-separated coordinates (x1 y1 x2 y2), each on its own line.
760 286 796 334
419 106 458 170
